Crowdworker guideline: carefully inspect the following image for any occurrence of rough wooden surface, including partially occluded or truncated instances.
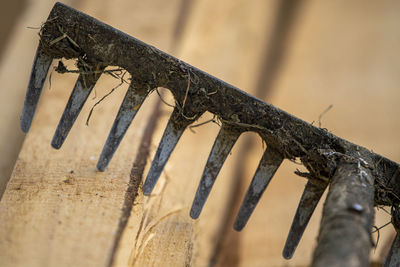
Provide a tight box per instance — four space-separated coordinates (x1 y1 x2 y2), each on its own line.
0 0 199 266
0 0 277 266
0 0 74 198
113 0 279 266
0 0 399 266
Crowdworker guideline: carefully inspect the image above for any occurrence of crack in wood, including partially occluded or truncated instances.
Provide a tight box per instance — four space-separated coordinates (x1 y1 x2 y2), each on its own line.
107 100 162 267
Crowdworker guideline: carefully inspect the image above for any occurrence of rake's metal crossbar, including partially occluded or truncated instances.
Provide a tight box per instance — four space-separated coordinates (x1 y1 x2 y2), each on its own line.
21 2 400 264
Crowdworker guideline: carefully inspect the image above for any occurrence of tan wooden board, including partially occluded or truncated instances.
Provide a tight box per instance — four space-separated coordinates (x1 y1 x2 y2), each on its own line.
0 0 76 198
0 0 399 266
235 0 400 266
0 0 279 266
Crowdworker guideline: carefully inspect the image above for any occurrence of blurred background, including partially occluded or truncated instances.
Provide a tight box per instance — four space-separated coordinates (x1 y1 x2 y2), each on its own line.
0 0 399 266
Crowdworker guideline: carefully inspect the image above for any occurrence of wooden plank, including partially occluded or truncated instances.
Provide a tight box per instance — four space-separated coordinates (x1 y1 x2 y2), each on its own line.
0 0 27 196
3 1 397 266
0 1 187 266
0 0 277 266
0 0 75 198
112 0 278 266
234 0 400 266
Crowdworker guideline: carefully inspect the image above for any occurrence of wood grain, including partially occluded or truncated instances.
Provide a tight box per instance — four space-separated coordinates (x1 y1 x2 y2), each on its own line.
237 0 400 265
113 0 278 266
1 0 399 266
0 0 74 198
0 0 276 266
0 0 191 266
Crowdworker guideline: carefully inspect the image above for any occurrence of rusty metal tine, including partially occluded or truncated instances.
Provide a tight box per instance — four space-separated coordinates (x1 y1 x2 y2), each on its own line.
20 5 400 247
282 180 328 259
51 69 103 149
190 124 240 219
33 3 400 209
142 110 189 195
21 46 53 132
233 147 283 231
97 87 147 171
384 234 400 267
383 206 400 267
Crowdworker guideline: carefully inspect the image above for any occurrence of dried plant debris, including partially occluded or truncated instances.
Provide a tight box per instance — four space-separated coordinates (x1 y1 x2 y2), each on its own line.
21 3 400 263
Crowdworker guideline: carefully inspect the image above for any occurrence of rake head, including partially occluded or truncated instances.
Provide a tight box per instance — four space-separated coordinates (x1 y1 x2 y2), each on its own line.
21 2 400 261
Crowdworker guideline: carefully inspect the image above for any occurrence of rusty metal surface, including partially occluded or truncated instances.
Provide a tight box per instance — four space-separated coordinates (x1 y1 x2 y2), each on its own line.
283 180 328 259
21 47 52 133
384 234 400 267
22 2 400 206
52 63 104 149
234 147 283 231
190 124 240 219
142 108 190 195
384 207 400 267
19 3 400 262
97 86 147 171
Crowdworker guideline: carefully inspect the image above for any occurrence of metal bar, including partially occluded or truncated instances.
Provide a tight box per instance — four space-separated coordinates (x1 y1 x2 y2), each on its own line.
97 86 147 171
26 3 400 205
190 124 240 219
52 67 104 149
383 206 400 267
312 160 375 267
384 234 400 267
233 147 283 231
20 46 52 132
283 180 328 259
142 109 190 195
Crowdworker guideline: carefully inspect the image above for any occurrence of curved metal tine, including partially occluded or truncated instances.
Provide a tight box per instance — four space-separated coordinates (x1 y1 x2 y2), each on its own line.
282 180 328 259
97 86 147 171
384 234 400 267
233 147 283 231
51 66 105 149
384 206 400 267
21 46 53 133
190 124 241 219
142 109 190 195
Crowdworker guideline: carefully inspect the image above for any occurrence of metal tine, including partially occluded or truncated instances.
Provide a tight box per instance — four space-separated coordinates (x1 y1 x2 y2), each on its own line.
142 109 191 195
21 46 53 133
282 180 328 259
383 206 400 267
384 234 400 267
97 86 147 171
190 124 241 219
233 147 283 231
51 66 104 149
